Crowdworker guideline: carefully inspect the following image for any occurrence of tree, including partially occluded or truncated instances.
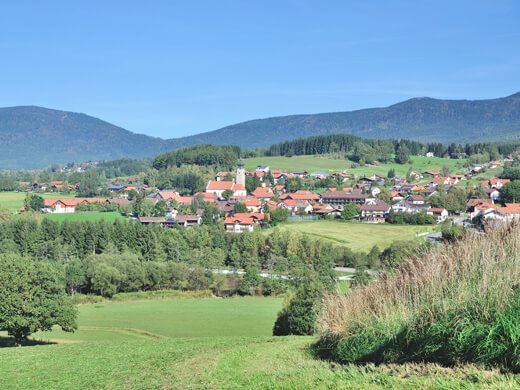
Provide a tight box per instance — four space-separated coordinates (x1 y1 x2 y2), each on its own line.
441 164 451 177
222 189 233 200
395 144 410 164
239 267 261 295
273 276 323 336
152 199 168 217
233 202 248 213
23 193 44 212
500 181 520 203
341 203 360 221
387 168 395 179
64 260 86 295
270 207 290 225
0 254 77 343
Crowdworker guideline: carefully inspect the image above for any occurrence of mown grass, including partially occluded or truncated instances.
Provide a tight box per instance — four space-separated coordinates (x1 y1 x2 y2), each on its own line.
3 335 520 389
31 297 283 342
278 221 433 252
0 191 77 212
2 296 519 388
42 211 125 223
244 155 467 177
317 223 520 372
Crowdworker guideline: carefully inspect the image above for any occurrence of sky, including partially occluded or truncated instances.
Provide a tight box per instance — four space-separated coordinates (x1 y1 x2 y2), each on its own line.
0 1 519 139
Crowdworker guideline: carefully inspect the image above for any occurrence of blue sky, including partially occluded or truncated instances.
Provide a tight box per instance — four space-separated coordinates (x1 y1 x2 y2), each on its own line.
0 1 519 139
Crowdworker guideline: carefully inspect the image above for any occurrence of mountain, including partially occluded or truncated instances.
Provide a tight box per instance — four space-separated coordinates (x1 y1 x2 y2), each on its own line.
173 92 520 149
1 92 520 169
0 106 179 169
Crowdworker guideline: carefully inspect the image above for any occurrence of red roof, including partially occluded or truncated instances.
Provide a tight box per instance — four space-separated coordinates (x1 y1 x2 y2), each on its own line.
427 208 446 213
207 181 234 191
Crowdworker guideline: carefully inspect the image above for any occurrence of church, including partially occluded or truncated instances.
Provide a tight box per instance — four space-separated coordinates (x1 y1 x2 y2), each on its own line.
205 159 247 199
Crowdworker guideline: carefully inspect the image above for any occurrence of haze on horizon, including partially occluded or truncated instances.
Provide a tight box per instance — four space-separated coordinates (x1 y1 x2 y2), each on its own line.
0 0 519 139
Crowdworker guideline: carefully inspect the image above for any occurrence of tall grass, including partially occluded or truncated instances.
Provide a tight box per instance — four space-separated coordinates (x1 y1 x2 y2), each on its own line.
316 223 520 370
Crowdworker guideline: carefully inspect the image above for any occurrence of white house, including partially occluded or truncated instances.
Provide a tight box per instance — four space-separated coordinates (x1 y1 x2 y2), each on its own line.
427 208 449 222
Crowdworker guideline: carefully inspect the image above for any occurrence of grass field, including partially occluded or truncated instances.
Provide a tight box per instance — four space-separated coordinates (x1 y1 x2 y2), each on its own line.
42 211 125 223
244 155 467 177
32 298 283 342
1 297 517 389
278 221 434 252
0 191 76 212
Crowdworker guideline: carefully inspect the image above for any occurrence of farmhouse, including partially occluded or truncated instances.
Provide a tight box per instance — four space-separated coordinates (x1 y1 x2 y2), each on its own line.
321 190 372 207
427 207 449 222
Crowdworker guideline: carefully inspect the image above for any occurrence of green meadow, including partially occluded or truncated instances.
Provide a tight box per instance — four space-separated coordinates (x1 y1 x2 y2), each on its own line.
244 155 467 177
0 191 76 212
42 211 125 223
1 297 518 389
278 220 434 252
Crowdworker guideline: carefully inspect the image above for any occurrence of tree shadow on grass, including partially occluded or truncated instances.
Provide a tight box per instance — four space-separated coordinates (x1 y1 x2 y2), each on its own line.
0 335 56 348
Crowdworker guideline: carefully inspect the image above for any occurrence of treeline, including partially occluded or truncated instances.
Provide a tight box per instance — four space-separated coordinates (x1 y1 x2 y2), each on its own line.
152 144 241 170
260 134 520 161
96 158 152 178
0 217 339 297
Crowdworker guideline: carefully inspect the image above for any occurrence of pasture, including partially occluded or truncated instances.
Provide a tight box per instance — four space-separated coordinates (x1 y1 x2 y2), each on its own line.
42 211 125 223
1 297 516 389
244 155 467 177
278 220 433 252
32 298 283 342
0 191 76 212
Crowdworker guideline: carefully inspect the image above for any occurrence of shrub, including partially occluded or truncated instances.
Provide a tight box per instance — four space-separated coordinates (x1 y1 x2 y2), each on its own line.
315 223 520 371
273 278 323 336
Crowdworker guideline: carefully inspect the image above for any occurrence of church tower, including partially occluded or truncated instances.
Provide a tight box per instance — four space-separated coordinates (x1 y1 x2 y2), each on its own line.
236 158 245 186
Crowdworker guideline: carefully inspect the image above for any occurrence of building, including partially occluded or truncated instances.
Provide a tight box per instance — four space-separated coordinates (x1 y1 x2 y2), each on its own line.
427 208 449 222
360 200 391 223
224 213 269 233
206 181 247 199
236 158 246 187
321 190 372 207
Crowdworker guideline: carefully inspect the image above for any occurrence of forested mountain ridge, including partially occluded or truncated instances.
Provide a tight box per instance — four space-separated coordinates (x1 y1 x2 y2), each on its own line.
185 92 520 148
0 106 178 169
1 92 519 169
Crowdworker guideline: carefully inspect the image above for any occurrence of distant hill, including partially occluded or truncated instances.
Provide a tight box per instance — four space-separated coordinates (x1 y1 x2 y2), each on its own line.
1 92 520 169
0 106 178 169
174 92 520 149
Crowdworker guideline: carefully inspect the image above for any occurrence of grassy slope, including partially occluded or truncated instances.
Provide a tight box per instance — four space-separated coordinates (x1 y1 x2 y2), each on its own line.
244 155 467 176
32 298 283 342
2 298 517 389
0 192 77 212
278 221 434 252
42 211 125 223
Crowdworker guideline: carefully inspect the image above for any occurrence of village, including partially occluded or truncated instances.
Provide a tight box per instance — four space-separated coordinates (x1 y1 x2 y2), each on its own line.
16 155 520 233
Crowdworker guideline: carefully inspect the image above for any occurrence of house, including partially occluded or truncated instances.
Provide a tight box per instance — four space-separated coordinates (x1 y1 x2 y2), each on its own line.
251 187 275 201
427 208 449 222
425 152 435 157
290 170 307 178
321 190 372 207
43 198 107 213
232 196 262 213
423 171 440 177
496 203 520 221
486 188 501 201
279 199 312 215
310 171 330 178
419 188 437 198
206 181 247 199
224 213 269 233
255 165 270 172
360 200 391 223
392 201 430 214
173 215 202 227
312 203 341 217
488 161 503 169
390 191 404 202
466 198 494 213
505 155 514 162
407 195 425 205
280 190 320 203
487 178 510 189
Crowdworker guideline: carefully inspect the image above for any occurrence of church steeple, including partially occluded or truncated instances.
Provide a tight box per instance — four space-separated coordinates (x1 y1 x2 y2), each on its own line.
236 158 245 186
